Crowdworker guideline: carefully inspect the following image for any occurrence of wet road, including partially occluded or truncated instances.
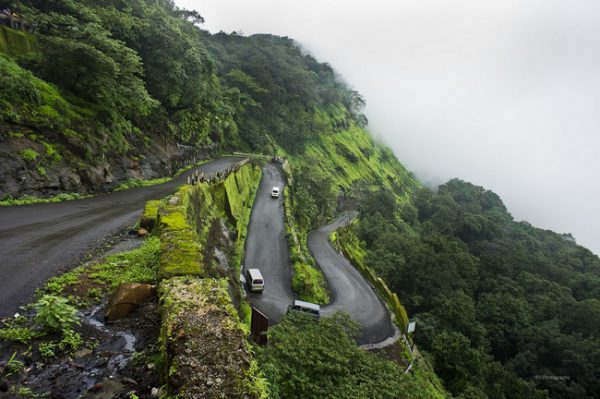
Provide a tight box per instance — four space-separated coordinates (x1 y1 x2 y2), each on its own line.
245 163 394 344
244 162 293 322
0 157 245 317
308 213 394 344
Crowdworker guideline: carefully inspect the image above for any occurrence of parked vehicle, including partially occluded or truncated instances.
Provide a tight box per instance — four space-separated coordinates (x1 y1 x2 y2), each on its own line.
246 268 264 292
271 186 280 198
287 299 320 319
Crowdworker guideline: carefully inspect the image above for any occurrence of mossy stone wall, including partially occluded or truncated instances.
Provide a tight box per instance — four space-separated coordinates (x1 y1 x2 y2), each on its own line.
156 195 204 279
154 161 267 397
159 277 268 398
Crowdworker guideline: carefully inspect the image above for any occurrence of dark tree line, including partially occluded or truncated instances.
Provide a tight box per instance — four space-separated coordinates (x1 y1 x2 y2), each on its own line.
346 180 600 399
4 0 367 158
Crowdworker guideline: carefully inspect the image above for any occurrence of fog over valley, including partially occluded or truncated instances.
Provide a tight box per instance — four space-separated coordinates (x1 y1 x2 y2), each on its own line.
177 0 600 255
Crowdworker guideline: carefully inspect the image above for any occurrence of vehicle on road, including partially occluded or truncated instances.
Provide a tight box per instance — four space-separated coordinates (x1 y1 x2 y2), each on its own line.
246 268 265 292
287 300 320 319
271 186 280 198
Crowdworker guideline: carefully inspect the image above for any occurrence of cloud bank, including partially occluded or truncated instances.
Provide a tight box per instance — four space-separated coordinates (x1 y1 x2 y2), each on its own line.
176 0 600 255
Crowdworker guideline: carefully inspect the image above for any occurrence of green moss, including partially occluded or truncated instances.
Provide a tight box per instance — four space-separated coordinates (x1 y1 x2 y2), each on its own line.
158 277 269 398
114 177 170 191
0 192 85 207
157 202 203 279
140 199 160 232
175 162 261 274
0 26 36 57
42 141 62 161
19 148 38 161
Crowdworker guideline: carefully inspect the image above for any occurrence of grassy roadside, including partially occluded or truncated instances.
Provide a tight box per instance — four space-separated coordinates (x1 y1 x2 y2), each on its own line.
281 173 330 305
0 192 88 206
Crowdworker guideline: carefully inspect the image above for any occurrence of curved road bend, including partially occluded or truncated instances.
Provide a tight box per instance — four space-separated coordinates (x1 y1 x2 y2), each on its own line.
308 212 394 344
0 156 246 317
244 163 394 344
244 162 294 322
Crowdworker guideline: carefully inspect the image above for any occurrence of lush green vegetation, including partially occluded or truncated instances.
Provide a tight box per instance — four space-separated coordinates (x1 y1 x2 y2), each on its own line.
0 192 85 206
259 311 446 399
0 235 161 368
339 182 600 399
5 2 598 398
114 176 169 191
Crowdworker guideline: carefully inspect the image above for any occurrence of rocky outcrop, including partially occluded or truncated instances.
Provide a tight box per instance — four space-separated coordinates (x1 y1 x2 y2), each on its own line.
105 283 157 321
0 129 210 200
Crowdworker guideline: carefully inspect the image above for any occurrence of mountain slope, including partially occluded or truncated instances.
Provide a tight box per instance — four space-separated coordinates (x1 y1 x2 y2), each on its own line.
1 1 599 398
337 179 600 399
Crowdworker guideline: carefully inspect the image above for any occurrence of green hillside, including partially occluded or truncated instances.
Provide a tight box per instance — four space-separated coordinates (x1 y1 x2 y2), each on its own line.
337 181 600 399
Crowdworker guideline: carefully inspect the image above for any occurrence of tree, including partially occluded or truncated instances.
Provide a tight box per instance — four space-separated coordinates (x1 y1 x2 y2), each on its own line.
259 312 412 399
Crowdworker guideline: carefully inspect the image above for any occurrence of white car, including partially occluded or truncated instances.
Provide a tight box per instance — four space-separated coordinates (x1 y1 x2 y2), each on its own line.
271 186 280 198
287 300 320 319
246 268 264 292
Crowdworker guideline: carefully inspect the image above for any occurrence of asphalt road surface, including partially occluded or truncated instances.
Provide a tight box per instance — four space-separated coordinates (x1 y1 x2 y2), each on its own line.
244 162 294 322
308 212 394 344
244 162 394 344
0 156 245 317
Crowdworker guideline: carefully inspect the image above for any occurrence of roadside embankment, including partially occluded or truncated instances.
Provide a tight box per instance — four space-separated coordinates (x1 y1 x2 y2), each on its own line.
144 160 268 398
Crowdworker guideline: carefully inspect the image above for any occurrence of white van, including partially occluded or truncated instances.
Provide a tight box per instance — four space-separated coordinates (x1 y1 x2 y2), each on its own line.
271 186 280 198
287 300 320 319
246 268 264 292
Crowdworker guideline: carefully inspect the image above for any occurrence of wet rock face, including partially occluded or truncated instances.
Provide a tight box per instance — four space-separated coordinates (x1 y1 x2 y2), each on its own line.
0 130 209 199
106 283 157 321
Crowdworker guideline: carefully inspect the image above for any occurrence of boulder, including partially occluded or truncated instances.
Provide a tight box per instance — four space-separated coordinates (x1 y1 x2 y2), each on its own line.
105 283 156 321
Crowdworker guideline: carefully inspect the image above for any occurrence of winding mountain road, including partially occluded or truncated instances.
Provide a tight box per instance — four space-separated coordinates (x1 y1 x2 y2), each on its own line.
308 213 394 344
244 162 293 322
245 163 394 344
2 157 396 345
0 156 245 318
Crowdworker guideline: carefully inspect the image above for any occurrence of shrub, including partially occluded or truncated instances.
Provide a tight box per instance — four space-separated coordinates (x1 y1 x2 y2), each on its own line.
33 295 79 332
20 148 39 161
0 326 37 344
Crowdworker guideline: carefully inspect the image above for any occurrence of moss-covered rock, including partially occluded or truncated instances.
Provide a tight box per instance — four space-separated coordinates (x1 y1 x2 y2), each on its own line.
152 162 266 396
158 277 269 399
140 199 160 232
156 163 261 279
157 196 203 279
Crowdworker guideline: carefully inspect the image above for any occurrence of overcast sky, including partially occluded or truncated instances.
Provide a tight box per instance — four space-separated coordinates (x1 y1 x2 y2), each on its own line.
176 0 600 255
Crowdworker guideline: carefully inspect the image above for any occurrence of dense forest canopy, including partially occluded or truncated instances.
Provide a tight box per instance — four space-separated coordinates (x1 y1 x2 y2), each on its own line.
1 0 367 158
342 179 600 399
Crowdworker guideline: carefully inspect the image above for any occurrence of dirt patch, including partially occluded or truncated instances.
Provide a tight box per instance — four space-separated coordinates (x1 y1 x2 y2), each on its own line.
369 339 411 369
